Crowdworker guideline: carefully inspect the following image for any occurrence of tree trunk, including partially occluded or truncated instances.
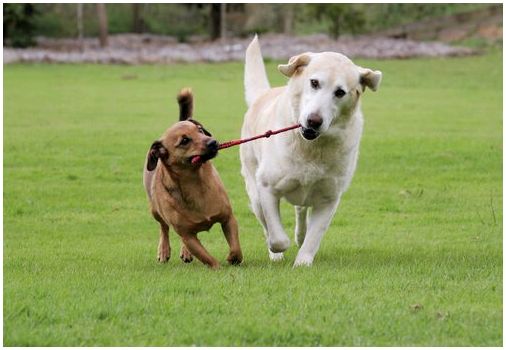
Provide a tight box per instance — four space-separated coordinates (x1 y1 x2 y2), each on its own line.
76 3 84 51
96 3 108 48
220 4 226 40
283 4 294 34
132 3 144 33
210 4 221 40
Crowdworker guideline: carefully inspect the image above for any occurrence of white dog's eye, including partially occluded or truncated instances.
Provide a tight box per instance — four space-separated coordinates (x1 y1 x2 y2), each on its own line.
310 79 320 90
334 88 346 98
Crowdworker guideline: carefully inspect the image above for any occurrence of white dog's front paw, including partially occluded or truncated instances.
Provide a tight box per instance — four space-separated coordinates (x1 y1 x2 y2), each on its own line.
268 236 290 253
269 251 284 261
293 253 314 267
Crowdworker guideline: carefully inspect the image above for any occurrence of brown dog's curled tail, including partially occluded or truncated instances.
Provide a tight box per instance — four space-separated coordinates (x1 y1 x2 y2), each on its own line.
177 88 193 121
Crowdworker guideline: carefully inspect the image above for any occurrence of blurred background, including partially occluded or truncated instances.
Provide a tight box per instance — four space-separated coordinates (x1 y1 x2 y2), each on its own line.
3 3 502 63
3 4 503 346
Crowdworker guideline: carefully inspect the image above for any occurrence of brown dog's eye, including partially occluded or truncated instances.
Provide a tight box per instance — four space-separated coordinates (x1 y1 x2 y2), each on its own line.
180 136 191 146
310 79 320 90
334 88 346 98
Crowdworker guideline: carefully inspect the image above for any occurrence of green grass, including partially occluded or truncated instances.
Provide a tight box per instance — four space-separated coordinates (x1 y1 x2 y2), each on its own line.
3 51 502 346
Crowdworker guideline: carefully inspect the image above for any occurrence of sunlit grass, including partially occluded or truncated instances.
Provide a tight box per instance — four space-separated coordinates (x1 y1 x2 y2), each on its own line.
3 51 502 345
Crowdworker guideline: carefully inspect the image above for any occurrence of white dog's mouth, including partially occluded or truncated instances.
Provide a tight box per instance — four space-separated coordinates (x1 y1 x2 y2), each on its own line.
301 127 320 140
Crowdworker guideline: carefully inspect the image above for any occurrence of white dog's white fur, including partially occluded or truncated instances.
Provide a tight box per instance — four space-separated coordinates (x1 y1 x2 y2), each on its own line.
240 35 382 267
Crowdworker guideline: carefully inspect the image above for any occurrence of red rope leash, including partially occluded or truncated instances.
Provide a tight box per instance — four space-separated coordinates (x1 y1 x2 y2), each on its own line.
218 123 301 150
192 123 301 164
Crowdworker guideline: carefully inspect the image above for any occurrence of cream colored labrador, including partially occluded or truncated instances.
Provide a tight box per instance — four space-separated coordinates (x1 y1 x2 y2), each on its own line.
240 35 382 267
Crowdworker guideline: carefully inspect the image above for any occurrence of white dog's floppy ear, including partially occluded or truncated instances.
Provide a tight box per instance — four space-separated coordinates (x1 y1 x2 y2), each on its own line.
358 67 382 91
278 53 312 77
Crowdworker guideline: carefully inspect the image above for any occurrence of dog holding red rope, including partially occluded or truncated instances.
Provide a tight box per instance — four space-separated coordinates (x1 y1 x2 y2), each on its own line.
240 35 382 267
143 88 243 269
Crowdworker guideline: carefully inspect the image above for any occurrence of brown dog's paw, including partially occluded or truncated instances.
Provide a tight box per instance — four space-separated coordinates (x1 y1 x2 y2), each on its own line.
227 251 243 265
179 245 193 263
157 253 170 263
157 247 170 263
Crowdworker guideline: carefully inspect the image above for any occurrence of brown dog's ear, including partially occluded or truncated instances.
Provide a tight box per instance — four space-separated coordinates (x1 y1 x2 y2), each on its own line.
177 88 193 121
358 66 382 92
188 119 212 137
278 53 312 77
146 141 168 171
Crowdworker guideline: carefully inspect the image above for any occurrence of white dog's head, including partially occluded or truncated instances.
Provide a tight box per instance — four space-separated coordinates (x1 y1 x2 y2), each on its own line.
279 52 382 140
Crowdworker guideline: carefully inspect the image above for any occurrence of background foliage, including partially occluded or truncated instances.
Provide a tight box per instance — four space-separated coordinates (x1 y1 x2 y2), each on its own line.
3 3 491 46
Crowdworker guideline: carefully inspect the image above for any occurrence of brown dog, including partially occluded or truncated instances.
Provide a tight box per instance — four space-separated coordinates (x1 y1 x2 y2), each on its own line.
143 88 242 269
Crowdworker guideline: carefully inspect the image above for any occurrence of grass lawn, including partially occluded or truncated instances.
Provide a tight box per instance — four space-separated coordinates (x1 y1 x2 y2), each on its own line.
3 50 502 346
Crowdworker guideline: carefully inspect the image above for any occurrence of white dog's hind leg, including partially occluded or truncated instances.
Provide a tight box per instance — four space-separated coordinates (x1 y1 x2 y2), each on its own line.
294 206 308 247
257 185 291 253
294 199 340 267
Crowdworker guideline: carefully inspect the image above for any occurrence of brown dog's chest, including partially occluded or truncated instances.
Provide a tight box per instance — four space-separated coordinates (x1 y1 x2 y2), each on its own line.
152 165 231 235
177 210 224 233
168 194 228 232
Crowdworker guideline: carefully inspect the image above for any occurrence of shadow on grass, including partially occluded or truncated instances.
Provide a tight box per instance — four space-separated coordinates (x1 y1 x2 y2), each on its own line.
313 245 498 272
129 243 499 276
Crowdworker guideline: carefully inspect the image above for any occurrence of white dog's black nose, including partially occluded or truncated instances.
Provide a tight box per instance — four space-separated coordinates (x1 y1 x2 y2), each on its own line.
307 113 323 130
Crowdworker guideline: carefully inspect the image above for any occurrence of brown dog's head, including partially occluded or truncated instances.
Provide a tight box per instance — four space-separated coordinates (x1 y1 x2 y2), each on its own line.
146 88 218 171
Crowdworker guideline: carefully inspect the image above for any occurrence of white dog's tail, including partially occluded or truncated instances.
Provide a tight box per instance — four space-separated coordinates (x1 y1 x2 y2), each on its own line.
244 35 270 108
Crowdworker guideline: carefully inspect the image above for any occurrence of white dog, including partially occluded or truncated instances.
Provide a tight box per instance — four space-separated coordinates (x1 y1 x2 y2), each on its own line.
240 35 382 267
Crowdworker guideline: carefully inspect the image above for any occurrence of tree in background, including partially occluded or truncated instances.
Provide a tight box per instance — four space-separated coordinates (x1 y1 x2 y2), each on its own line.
283 4 295 34
96 3 108 47
209 4 225 40
220 3 226 39
3 3 38 47
132 3 144 33
76 4 84 50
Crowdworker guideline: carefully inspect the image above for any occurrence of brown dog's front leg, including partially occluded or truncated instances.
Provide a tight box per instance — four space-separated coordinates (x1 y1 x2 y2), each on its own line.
222 216 243 265
181 234 219 269
157 222 170 263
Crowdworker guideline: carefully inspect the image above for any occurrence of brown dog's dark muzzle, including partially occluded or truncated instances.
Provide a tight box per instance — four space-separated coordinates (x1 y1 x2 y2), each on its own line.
190 139 219 165
207 139 218 152
200 139 219 161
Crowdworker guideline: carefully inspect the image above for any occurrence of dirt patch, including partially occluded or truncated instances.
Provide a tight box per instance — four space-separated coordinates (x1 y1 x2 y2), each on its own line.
375 4 502 43
3 33 476 65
